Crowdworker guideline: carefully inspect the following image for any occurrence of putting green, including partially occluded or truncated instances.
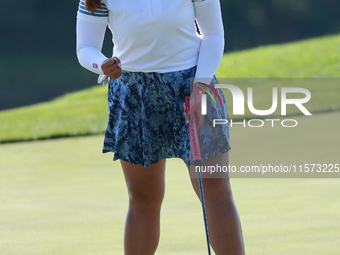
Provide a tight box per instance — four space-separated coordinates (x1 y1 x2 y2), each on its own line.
0 111 339 254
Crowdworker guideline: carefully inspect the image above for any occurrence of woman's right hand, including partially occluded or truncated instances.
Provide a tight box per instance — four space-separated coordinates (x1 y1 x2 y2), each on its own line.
101 57 123 79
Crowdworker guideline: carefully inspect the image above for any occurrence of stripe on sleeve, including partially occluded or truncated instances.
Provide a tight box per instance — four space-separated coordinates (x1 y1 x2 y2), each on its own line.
192 0 214 6
78 0 109 17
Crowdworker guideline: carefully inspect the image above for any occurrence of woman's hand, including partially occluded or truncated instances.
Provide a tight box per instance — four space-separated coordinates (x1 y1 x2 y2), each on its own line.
183 83 206 129
101 57 123 79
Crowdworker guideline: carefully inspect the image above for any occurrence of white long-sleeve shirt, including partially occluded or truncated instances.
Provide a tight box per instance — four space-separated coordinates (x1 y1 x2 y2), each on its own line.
76 0 224 83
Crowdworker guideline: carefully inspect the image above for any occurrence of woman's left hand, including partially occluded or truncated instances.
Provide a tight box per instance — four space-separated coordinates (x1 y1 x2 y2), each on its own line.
183 83 205 129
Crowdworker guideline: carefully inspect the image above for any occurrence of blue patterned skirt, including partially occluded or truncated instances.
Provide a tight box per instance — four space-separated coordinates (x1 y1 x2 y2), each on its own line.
102 65 231 168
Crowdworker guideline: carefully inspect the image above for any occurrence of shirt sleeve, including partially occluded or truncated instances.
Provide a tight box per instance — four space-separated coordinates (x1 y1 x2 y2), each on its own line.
192 0 224 85
77 0 109 24
76 0 109 75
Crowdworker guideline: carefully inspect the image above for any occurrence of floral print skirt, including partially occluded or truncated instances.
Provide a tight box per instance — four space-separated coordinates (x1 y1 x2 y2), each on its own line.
102 65 231 168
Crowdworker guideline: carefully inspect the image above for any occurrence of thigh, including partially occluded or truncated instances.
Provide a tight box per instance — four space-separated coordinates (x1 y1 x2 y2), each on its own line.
121 159 166 208
187 152 232 198
187 152 230 179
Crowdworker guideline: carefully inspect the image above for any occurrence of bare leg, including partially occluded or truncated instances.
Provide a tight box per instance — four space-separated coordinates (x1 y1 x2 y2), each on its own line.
121 159 166 255
187 152 245 255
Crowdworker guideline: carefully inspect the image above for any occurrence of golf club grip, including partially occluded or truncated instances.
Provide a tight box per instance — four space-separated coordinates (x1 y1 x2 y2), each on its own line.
185 96 201 162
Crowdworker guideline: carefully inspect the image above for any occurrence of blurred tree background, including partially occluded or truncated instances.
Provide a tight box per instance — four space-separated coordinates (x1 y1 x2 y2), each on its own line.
0 0 339 110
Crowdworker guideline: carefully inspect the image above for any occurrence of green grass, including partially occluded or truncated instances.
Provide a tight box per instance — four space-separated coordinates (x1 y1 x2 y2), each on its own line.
215 33 340 78
0 86 108 143
1 111 339 254
1 34 340 143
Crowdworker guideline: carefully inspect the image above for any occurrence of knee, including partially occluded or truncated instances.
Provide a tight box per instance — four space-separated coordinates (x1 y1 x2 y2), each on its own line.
128 188 164 212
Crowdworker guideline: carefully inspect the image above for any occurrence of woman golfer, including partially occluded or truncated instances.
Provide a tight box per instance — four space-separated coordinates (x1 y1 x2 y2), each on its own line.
76 0 244 254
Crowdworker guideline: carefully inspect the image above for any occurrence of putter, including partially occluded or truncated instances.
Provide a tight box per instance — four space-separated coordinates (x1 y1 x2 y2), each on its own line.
185 95 212 255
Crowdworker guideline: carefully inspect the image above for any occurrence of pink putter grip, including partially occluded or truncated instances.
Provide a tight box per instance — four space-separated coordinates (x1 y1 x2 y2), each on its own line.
185 96 201 162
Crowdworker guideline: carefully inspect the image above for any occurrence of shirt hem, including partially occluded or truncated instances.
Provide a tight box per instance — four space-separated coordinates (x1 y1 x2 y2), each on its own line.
121 62 198 74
